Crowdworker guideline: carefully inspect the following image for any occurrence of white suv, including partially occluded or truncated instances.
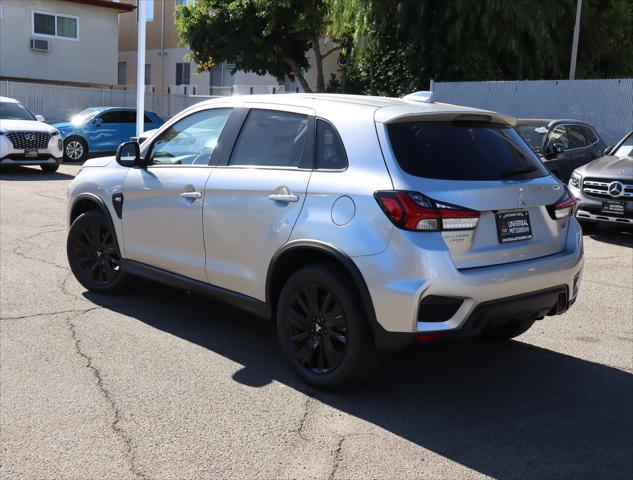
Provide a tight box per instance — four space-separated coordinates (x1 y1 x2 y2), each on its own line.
0 96 63 172
66 93 584 387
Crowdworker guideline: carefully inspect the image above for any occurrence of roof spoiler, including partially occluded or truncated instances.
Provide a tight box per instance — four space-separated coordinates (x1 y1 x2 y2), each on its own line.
402 91 434 103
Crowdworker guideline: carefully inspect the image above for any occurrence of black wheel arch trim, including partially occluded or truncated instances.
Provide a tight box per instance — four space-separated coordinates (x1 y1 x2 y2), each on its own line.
69 193 123 257
266 240 412 350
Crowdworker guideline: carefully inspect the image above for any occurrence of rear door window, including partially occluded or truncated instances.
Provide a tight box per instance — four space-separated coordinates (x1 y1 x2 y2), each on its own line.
568 125 588 149
580 126 598 144
386 122 548 181
230 109 309 168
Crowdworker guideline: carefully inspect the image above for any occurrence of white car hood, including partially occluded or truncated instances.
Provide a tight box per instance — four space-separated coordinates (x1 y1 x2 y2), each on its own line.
0 119 58 134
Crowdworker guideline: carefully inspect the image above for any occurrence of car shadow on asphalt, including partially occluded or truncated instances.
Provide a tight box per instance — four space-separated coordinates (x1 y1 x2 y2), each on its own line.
0 166 75 181
583 224 633 248
85 282 633 480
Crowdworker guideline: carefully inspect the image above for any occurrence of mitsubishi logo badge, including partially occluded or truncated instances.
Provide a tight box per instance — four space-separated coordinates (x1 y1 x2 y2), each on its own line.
608 181 624 197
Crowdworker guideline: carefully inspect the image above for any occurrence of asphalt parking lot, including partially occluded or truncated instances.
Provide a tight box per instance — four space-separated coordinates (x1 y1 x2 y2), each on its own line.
1 164 632 480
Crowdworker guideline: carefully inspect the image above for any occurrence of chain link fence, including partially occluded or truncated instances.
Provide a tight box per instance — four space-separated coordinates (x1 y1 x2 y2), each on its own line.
432 78 633 145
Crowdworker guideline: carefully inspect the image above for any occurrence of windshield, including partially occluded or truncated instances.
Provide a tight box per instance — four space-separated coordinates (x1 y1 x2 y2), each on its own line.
515 125 548 151
71 108 103 125
387 122 549 181
0 102 36 121
613 133 633 158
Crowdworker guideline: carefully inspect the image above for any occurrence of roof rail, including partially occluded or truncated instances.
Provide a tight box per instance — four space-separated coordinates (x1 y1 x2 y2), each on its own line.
402 91 434 103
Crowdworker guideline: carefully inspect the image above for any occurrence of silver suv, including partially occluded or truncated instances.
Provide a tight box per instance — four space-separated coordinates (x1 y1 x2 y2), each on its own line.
66 93 584 388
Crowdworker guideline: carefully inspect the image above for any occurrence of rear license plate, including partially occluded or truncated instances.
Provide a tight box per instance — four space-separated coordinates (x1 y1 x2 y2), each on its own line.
24 149 38 158
496 211 533 243
602 200 625 216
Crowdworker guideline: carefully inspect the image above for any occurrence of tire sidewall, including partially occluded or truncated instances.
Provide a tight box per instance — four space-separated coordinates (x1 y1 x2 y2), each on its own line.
276 264 374 388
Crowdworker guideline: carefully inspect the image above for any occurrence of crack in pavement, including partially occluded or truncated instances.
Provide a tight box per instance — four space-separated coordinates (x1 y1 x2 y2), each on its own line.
1 306 103 321
66 311 149 480
292 395 315 440
328 436 345 480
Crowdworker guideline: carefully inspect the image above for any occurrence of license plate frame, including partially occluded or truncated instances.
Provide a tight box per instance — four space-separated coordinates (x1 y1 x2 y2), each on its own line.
601 200 625 216
495 210 533 244
24 149 38 159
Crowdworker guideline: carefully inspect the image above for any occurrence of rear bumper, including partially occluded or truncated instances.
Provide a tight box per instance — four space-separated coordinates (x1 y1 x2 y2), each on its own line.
353 218 583 343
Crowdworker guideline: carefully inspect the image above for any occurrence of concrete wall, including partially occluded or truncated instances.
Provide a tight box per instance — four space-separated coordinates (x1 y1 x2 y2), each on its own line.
0 0 120 85
433 79 633 145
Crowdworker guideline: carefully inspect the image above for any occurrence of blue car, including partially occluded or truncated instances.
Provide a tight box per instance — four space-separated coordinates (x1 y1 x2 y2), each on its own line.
54 107 164 162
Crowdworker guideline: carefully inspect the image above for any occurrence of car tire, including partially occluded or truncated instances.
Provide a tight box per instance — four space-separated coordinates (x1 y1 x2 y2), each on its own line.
276 263 378 389
483 318 536 341
41 164 59 172
67 210 128 294
64 137 88 162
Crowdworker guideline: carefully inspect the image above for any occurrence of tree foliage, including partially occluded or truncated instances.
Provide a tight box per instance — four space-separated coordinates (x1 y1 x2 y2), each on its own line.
175 0 328 92
334 0 633 94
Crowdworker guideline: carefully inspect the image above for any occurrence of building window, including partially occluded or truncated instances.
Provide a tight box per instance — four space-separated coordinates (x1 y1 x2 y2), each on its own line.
176 0 195 6
118 62 127 85
33 11 79 40
145 64 151 86
210 62 236 87
146 0 154 22
175 62 190 85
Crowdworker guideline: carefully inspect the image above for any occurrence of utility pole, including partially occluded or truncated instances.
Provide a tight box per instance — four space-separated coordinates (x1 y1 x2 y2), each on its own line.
569 0 582 80
135 0 147 138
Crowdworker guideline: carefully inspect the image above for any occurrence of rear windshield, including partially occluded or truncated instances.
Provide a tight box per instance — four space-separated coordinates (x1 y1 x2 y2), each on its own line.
387 122 549 181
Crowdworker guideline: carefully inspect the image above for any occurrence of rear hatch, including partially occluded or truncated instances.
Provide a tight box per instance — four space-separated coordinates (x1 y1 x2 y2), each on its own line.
377 114 570 269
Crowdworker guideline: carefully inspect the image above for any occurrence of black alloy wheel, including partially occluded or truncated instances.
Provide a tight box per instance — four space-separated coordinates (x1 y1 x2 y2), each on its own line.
285 281 349 374
276 264 378 388
67 210 127 293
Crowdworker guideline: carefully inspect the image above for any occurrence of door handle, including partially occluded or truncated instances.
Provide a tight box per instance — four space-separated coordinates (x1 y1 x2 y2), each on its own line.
268 193 299 203
180 191 202 199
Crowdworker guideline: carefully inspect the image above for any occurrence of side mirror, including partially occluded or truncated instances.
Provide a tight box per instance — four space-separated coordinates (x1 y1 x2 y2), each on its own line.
93 118 103 127
603 146 613 156
116 141 143 167
35 114 45 122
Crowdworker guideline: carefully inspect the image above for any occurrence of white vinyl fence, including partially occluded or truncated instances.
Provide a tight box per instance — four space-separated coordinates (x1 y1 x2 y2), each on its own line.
433 78 633 145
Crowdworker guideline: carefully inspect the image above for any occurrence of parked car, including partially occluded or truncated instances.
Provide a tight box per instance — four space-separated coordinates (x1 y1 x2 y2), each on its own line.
54 107 163 162
0 96 63 172
568 130 633 229
66 93 584 388
516 119 606 182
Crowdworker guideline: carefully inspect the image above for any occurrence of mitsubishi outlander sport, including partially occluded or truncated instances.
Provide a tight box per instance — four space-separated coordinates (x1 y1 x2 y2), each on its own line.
66 93 584 388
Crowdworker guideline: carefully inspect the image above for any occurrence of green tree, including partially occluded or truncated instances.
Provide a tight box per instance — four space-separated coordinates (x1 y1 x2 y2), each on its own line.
176 0 339 92
333 0 633 94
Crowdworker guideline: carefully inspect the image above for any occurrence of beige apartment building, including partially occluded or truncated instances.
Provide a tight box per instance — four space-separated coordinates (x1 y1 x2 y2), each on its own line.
117 0 340 95
0 0 134 86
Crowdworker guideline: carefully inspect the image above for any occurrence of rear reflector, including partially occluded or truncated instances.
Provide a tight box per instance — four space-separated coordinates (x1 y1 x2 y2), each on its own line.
375 191 480 231
547 187 576 220
415 332 447 343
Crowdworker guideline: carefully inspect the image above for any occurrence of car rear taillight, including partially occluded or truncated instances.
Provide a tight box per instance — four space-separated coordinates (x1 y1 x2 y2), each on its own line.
374 191 480 231
547 187 576 220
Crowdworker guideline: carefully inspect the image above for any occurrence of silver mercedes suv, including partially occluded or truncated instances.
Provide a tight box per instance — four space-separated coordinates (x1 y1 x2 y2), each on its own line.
66 93 584 387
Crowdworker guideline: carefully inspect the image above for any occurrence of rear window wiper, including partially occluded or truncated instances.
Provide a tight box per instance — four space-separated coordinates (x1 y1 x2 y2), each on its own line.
501 165 539 178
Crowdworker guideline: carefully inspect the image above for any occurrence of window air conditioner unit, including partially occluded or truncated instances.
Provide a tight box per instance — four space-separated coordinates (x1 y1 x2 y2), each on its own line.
31 38 49 52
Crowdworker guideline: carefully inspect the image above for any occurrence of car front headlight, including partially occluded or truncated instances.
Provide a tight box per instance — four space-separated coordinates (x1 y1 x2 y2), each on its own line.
569 171 582 189
51 130 60 137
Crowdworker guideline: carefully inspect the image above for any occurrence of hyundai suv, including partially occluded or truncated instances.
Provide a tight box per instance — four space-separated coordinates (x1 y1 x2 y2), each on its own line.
0 96 63 172
66 93 584 387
